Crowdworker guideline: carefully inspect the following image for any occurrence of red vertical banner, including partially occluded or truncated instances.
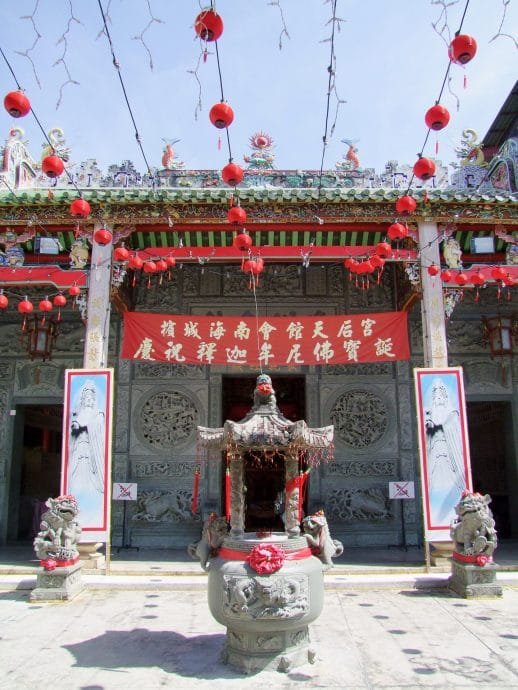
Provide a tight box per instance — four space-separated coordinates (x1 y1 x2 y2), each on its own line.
225 467 231 523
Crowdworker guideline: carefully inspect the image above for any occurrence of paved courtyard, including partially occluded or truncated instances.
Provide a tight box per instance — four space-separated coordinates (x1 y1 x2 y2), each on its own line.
1 584 518 689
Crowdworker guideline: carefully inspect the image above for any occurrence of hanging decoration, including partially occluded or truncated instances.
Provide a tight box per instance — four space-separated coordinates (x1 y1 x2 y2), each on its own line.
0 291 8 309
70 198 91 218
424 104 450 131
448 33 477 64
191 466 200 514
41 154 65 178
114 245 130 262
413 156 436 180
209 101 234 128
227 204 247 225
233 229 253 252
52 293 67 320
387 222 409 241
222 162 244 186
194 8 224 42
225 466 231 522
93 228 113 246
395 195 417 215
4 90 31 117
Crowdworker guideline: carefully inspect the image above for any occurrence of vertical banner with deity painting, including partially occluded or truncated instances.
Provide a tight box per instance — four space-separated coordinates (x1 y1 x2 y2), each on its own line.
414 367 473 542
60 369 114 543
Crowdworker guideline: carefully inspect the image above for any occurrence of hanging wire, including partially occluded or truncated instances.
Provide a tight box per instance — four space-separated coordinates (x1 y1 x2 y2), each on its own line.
0 45 85 197
404 0 472 194
317 0 340 198
97 0 154 177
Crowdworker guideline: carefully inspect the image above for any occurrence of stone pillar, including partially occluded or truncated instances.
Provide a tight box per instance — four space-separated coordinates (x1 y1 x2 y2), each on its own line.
229 452 245 537
285 453 300 537
418 221 448 368
83 222 113 369
79 223 113 562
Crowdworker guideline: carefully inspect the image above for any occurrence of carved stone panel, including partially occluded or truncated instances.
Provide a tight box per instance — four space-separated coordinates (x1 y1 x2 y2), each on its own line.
326 460 396 477
132 488 201 523
325 487 392 523
222 573 309 620
133 388 199 451
329 389 388 449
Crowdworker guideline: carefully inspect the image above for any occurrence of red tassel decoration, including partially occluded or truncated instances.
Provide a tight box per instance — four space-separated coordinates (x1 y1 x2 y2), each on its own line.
218 136 222 151
225 467 231 522
191 466 200 513
297 472 303 522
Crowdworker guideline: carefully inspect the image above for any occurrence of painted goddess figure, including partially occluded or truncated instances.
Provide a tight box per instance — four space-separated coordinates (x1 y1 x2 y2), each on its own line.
425 378 467 525
69 379 106 526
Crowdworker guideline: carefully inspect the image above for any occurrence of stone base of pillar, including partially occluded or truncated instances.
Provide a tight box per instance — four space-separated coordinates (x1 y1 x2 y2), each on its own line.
430 541 454 566
222 626 316 674
78 542 105 570
449 560 503 599
30 562 84 602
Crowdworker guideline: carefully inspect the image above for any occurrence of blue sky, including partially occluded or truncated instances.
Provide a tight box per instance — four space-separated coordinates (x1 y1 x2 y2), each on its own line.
0 1 516 176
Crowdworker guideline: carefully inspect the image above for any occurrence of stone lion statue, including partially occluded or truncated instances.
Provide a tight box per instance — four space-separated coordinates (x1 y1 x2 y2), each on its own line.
450 491 497 558
188 513 229 571
302 511 343 569
252 373 278 411
33 495 82 562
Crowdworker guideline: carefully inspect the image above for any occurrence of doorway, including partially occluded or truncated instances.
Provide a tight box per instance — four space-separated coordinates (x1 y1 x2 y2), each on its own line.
467 401 516 538
7 405 62 542
221 375 306 531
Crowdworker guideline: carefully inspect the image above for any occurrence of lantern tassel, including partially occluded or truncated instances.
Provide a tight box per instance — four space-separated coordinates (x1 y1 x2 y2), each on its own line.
225 467 231 523
191 467 200 514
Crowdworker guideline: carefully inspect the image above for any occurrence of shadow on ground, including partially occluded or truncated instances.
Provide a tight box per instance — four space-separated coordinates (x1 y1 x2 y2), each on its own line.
64 629 254 679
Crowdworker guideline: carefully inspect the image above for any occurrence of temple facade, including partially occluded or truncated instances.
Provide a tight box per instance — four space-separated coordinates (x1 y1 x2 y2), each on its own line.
0 91 517 551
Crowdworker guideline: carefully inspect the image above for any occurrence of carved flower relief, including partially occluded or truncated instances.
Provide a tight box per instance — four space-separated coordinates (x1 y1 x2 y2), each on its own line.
138 390 198 449
329 389 388 448
246 544 285 574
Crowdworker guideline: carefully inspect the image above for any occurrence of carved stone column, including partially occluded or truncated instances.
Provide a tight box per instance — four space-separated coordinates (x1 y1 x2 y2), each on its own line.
229 452 245 537
418 221 448 368
83 222 113 369
284 452 300 537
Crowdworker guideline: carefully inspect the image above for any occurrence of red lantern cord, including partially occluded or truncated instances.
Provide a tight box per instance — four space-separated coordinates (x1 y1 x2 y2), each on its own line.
191 466 200 514
225 467 231 523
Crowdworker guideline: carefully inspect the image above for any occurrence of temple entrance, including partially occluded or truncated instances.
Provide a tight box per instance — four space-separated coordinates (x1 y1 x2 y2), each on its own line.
467 401 516 538
221 375 306 531
7 405 62 542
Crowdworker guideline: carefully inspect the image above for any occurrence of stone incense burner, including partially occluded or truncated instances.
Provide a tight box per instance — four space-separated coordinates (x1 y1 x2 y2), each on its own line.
194 373 340 673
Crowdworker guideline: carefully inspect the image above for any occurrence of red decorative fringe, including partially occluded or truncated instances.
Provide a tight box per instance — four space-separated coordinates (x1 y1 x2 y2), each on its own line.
191 467 200 513
225 468 231 522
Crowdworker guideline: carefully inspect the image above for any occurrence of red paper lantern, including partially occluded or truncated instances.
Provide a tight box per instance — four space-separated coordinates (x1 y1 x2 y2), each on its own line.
209 102 234 129
471 270 485 286
165 255 176 268
387 222 408 241
41 155 65 178
370 255 385 269
413 156 436 181
114 245 130 262
194 9 223 41
222 162 244 186
233 230 253 251
68 285 81 297
53 294 67 308
395 195 417 215
427 264 440 277
344 257 356 269
362 260 375 274
4 90 30 117
70 198 91 218
93 228 112 246
155 259 168 272
375 241 392 257
143 260 157 274
449 34 477 65
491 266 507 281
0 293 8 309
128 255 143 271
243 257 264 275
39 298 53 313
440 269 453 282
425 104 450 131
455 272 468 286
18 298 34 314
227 205 247 224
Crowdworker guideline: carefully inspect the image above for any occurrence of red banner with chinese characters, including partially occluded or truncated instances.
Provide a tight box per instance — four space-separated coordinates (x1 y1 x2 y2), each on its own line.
122 312 409 366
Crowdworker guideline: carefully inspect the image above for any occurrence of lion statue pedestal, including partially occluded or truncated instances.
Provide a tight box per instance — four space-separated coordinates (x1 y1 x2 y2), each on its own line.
30 495 84 602
448 492 502 599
